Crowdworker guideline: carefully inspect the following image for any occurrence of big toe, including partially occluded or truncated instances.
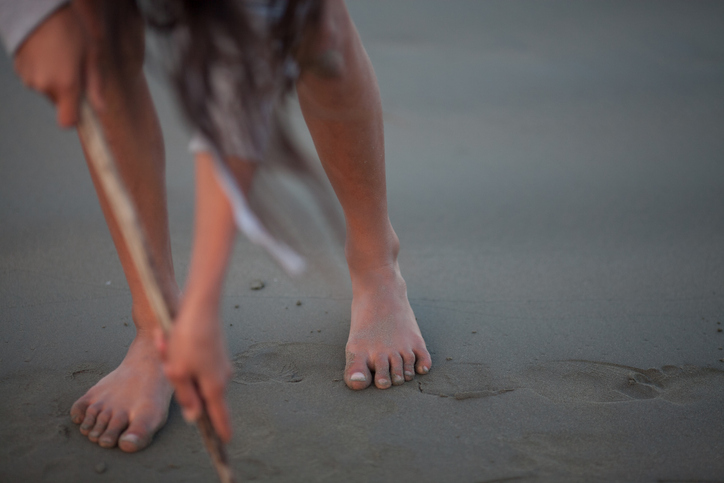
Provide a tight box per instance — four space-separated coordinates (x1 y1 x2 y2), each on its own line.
118 430 151 453
118 415 164 453
344 353 372 390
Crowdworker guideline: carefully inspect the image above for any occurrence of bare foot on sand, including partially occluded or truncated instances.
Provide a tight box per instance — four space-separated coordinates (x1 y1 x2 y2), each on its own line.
70 331 173 452
344 263 432 390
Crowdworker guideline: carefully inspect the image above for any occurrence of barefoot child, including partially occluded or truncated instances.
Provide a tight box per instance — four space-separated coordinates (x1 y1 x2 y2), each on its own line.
2 0 431 448
2 0 179 452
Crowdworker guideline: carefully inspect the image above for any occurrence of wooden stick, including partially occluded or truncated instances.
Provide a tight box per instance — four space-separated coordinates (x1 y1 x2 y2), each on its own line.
77 100 236 483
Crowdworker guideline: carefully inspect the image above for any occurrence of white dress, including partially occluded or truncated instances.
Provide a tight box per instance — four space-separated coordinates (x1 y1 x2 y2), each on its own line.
0 0 69 54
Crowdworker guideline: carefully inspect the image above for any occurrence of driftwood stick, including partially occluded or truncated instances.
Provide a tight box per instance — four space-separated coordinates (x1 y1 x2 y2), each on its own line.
77 100 235 483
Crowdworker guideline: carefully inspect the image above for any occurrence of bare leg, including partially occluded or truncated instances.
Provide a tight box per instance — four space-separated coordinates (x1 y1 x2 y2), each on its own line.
68 21 178 452
296 1 432 390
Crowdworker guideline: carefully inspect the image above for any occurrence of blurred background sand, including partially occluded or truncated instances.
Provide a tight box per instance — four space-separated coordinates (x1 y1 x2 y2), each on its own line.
1 1 723 481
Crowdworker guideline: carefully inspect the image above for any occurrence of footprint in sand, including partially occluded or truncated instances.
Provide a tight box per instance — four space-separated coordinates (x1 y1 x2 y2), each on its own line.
231 342 342 385
417 361 516 400
523 360 724 404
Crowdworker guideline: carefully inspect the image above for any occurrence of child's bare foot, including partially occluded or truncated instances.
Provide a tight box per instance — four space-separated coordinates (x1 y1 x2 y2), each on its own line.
69 330 173 452
344 263 432 390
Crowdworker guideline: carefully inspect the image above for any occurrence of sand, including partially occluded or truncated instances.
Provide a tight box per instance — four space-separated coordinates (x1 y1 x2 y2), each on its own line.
1 1 723 482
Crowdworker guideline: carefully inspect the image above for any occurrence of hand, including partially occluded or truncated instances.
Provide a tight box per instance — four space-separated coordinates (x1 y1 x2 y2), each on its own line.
156 303 233 443
13 4 104 127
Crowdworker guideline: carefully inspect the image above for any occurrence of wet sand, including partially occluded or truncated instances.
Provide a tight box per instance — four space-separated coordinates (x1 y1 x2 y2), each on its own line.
1 1 723 482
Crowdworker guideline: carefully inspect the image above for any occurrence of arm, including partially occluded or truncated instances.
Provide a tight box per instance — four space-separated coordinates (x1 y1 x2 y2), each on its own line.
10 2 103 127
157 152 236 442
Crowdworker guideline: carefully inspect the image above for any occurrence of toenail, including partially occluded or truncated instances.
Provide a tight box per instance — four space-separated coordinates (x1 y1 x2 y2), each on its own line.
119 434 141 447
350 372 366 382
421 366 429 374
378 378 389 386
404 371 414 378
393 375 404 384
89 431 100 438
81 424 92 431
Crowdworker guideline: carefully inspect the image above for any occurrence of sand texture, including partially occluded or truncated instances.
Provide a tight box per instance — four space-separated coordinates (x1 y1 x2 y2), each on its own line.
1 1 723 482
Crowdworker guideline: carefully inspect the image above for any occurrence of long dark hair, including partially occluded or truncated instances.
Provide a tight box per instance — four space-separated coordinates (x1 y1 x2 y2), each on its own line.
103 0 345 276
105 0 321 157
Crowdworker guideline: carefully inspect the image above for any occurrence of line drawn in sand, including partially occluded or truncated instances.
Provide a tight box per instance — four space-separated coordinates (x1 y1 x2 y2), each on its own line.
523 360 724 404
417 361 516 400
231 342 342 385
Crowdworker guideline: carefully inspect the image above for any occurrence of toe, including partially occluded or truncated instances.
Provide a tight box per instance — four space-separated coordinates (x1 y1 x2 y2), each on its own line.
390 354 405 386
344 350 372 390
80 403 101 435
402 351 416 381
373 356 392 389
414 346 432 375
118 416 157 453
70 396 90 425
99 412 129 449
88 409 112 442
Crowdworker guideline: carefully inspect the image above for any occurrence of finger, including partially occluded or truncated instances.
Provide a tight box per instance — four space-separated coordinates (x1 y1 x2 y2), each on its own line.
154 328 167 358
202 381 232 443
172 378 203 423
55 82 81 127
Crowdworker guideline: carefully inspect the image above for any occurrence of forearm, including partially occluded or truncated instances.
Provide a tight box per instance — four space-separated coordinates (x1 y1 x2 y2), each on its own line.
182 153 237 315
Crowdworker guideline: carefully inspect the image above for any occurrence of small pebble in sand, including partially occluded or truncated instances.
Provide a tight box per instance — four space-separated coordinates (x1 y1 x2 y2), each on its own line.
296 300 302 306
234 304 240 309
250 279 265 290
123 322 128 327
720 359 724 363
718 328 722 333
102 326 105 329
317 329 321 333
446 357 453 361
229 324 233 327
95 462 107 474
472 331 477 334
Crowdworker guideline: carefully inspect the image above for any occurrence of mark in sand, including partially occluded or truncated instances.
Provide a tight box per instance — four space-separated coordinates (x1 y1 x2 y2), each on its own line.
417 361 515 400
231 342 342 385
523 360 724 404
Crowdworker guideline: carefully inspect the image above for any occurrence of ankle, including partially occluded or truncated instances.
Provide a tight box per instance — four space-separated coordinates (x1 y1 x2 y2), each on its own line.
130 289 179 334
345 226 400 275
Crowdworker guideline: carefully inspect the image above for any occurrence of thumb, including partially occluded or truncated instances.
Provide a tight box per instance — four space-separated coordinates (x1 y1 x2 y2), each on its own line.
55 82 81 128
154 327 167 358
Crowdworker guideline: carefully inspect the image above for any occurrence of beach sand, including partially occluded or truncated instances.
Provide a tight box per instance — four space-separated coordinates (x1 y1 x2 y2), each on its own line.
1 1 723 481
